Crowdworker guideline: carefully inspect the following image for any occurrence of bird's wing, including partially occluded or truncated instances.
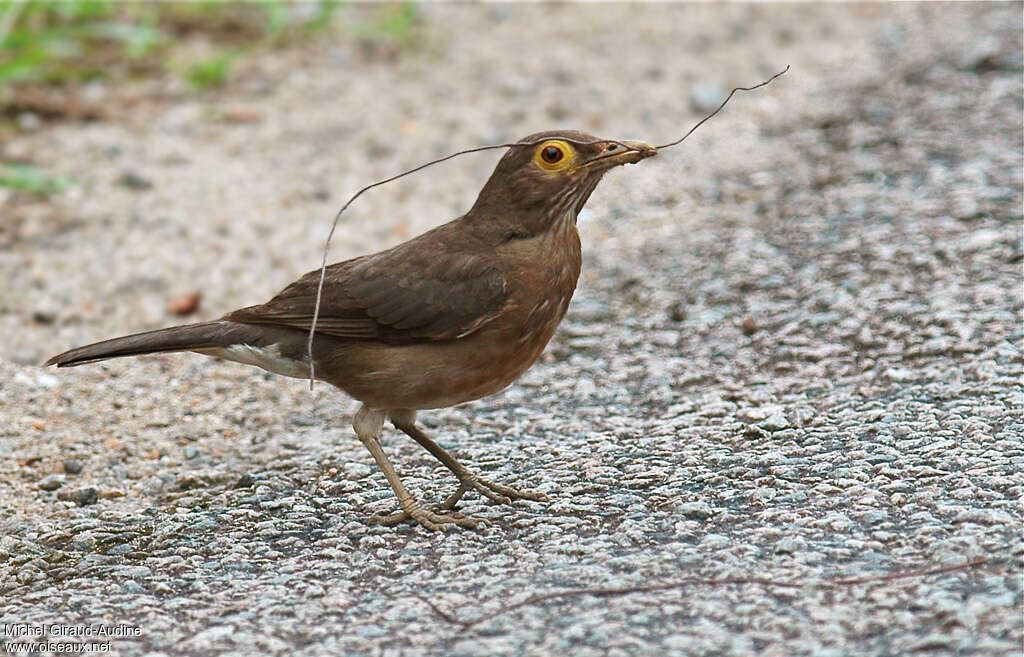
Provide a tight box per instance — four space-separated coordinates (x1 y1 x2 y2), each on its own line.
224 231 510 344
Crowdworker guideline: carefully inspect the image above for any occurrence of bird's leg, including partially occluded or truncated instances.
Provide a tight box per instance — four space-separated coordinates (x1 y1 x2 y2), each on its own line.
351 405 478 530
389 410 548 510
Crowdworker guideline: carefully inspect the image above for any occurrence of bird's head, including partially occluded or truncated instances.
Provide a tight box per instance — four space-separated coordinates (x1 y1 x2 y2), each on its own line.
468 130 656 237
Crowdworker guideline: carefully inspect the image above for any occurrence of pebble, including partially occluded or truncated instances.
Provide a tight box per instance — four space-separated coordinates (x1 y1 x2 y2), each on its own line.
38 474 64 491
759 412 791 432
689 81 727 114
679 502 714 519
121 581 146 593
57 487 99 506
235 473 256 488
775 538 807 554
117 171 154 190
31 308 57 324
961 34 1004 71
290 414 320 427
962 228 1004 252
71 532 96 552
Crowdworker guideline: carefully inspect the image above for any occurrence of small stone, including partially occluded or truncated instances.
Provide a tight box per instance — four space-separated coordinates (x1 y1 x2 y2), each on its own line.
667 302 687 322
142 476 167 496
58 487 99 506
791 407 816 427
744 425 770 439
961 228 1003 252
950 188 981 220
741 316 758 335
290 413 319 427
884 367 915 382
861 510 888 526
961 35 1003 71
188 517 220 533
759 412 791 432
689 80 726 114
38 474 64 491
167 291 202 316
234 473 256 488
679 501 713 519
574 377 598 398
63 459 83 474
32 308 57 324
118 171 153 190
72 532 96 551
0 536 19 558
700 533 730 549
183 446 200 460
775 537 806 554
37 373 59 388
737 405 775 423
17 112 42 131
121 581 146 594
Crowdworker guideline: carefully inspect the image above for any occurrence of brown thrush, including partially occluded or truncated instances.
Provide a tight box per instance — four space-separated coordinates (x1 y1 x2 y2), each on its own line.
47 130 657 530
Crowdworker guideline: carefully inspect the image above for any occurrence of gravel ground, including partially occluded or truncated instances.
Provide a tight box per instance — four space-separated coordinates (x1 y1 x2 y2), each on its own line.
1 4 1021 656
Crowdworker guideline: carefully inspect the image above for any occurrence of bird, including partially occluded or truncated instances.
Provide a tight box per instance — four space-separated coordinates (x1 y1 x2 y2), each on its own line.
46 130 657 530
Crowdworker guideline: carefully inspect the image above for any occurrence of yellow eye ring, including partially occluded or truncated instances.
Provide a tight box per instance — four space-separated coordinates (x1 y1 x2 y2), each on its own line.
533 140 575 172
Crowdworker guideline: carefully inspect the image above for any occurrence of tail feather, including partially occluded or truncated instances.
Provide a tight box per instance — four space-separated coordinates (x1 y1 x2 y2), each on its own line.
46 321 236 367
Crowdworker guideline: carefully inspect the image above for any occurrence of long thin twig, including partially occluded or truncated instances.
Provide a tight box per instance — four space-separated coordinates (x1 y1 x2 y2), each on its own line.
415 557 990 629
306 66 790 388
654 64 790 149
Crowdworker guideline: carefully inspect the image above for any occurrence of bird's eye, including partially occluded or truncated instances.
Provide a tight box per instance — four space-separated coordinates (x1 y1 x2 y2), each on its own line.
541 145 563 163
533 139 574 171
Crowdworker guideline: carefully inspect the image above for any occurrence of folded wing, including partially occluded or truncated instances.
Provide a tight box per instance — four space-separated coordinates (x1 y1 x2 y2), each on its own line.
224 230 509 344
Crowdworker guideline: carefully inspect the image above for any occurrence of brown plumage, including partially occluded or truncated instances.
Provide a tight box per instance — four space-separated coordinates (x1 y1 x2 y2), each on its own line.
47 130 656 530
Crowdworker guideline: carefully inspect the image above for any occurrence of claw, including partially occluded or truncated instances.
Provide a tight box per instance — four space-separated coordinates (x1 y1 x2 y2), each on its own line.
369 502 485 531
440 474 548 510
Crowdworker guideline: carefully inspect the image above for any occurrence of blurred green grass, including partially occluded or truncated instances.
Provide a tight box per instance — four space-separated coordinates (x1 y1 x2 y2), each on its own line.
0 0 344 88
0 1 419 195
0 161 70 195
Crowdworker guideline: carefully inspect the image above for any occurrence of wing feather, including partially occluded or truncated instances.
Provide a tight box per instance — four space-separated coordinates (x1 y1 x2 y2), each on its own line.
224 224 509 344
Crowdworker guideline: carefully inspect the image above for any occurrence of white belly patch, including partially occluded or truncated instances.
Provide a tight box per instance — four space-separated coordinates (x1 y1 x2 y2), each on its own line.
201 344 309 379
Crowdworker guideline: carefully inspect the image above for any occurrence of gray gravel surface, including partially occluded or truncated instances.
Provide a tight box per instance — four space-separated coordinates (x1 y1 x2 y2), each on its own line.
1 4 1021 656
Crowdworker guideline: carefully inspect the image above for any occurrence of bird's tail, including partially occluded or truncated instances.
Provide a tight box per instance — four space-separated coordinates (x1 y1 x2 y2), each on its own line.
46 321 237 367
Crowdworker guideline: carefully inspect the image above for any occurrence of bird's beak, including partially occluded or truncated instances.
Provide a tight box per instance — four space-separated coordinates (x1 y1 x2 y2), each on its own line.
580 139 658 170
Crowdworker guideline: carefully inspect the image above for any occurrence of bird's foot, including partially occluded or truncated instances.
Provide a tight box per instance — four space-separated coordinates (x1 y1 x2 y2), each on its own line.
369 500 484 531
440 473 548 510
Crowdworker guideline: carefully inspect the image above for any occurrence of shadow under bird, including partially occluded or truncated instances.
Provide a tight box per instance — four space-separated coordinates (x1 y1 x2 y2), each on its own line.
47 130 657 530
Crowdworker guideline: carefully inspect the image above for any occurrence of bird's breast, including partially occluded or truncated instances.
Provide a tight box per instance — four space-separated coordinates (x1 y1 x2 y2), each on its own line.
412 224 582 407
503 217 583 360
